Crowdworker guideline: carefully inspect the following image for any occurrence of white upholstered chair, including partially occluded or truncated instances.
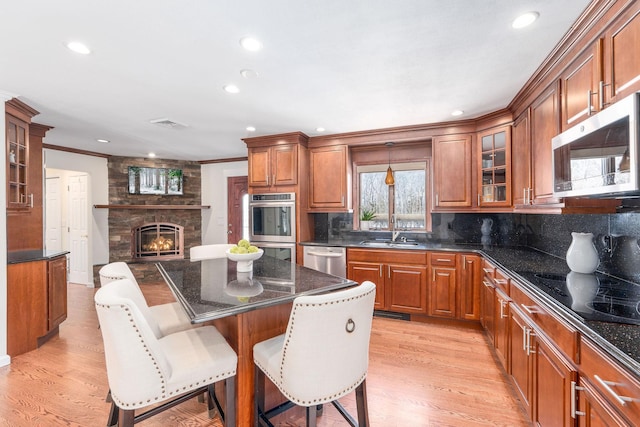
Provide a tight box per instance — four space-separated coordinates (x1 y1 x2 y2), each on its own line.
98 262 193 336
253 281 376 427
190 244 236 261
95 279 238 427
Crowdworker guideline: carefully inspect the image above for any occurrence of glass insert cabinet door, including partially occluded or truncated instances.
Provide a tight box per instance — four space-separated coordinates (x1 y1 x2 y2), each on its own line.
478 125 512 206
6 115 30 209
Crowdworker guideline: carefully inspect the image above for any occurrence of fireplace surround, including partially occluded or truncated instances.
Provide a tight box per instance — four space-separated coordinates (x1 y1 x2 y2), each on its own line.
131 222 184 261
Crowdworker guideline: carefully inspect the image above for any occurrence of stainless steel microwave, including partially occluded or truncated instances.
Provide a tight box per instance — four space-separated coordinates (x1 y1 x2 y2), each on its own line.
552 92 640 198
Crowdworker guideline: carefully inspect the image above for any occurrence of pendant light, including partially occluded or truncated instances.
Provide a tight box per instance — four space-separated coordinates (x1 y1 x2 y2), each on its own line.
385 142 395 185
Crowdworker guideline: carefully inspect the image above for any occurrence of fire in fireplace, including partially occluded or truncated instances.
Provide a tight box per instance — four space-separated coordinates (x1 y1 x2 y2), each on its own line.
131 222 184 261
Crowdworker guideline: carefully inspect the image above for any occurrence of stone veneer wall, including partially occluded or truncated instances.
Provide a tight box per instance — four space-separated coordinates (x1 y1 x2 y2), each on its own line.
99 156 203 284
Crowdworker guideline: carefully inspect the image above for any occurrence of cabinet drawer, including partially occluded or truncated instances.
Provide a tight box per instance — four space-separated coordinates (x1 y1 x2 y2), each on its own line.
510 282 580 363
347 248 427 265
429 252 456 267
482 259 496 278
580 338 640 426
494 269 510 294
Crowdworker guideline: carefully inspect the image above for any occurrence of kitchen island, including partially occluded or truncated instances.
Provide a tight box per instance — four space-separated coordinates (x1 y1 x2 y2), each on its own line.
156 255 357 426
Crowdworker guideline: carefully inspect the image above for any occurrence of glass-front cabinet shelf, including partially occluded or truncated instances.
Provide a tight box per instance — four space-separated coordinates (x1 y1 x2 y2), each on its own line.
478 125 511 207
6 114 30 209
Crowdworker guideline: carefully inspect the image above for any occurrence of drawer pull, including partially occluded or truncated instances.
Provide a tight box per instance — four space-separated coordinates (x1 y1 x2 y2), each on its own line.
594 375 633 406
495 278 508 285
482 268 493 274
436 258 451 262
520 304 538 315
571 381 586 418
499 299 508 318
482 280 494 289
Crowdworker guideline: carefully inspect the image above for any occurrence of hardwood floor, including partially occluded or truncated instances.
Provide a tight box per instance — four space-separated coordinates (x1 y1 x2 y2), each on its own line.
0 283 531 426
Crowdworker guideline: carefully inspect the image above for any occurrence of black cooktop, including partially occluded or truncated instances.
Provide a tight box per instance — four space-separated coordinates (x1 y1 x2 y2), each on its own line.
517 270 640 325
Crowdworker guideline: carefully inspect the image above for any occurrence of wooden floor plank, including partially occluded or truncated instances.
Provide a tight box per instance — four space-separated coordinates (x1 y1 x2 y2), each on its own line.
0 283 531 426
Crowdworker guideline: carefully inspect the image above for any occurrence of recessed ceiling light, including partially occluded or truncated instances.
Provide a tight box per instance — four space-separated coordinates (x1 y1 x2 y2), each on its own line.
316 127 325 132
451 110 464 116
512 12 539 29
246 126 256 132
96 138 110 143
67 41 91 55
223 84 240 94
240 36 262 52
240 69 259 79
148 152 156 158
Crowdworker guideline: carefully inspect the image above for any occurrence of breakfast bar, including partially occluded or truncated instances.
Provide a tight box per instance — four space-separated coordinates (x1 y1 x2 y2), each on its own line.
156 255 357 425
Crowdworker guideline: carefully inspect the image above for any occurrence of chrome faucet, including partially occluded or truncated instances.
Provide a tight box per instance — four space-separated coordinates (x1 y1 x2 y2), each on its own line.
391 214 401 241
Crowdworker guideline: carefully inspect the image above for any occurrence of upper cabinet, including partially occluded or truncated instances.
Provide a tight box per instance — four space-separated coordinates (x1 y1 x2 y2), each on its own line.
432 134 473 209
248 144 298 189
512 110 531 207
308 144 351 212
530 84 562 206
6 99 39 211
477 125 511 207
244 132 308 193
560 40 603 131
602 4 640 107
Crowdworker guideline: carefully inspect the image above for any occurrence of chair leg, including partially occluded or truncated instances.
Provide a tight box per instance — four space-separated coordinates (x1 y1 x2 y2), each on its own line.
107 401 119 427
105 389 112 403
225 376 236 427
118 409 134 427
306 405 317 427
355 380 370 427
254 366 266 427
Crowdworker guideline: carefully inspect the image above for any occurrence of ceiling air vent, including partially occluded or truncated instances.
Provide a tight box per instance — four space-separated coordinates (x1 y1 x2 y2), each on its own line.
149 118 188 129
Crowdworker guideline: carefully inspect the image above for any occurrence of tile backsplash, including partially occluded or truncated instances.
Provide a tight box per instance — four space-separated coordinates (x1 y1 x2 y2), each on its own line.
313 211 640 283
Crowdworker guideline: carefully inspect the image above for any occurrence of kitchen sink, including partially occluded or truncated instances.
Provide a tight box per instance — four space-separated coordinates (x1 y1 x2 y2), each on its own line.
358 240 420 247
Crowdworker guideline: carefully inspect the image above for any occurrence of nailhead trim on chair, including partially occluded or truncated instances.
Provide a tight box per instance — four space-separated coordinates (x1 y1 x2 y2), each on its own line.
97 303 237 409
258 286 375 406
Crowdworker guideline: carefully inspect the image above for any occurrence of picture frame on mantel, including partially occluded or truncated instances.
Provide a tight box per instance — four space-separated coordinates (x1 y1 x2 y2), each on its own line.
128 166 184 195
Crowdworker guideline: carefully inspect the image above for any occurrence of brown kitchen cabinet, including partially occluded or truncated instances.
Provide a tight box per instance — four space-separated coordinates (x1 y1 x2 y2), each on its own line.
248 144 298 189
530 84 562 206
7 253 68 357
577 337 640 426
477 125 511 207
6 99 39 211
308 144 350 212
601 3 640 108
432 134 473 209
511 109 531 207
480 260 496 339
347 248 427 314
428 252 457 318
560 40 603 131
458 253 482 321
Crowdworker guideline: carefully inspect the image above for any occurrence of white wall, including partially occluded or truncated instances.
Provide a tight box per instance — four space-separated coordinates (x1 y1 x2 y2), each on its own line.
0 92 13 366
43 150 109 266
201 161 248 244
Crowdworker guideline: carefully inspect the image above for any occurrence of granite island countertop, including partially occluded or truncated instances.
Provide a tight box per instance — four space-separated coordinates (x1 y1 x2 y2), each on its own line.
301 240 640 379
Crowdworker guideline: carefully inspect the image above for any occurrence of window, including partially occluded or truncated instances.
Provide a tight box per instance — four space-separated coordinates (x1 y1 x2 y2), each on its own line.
358 162 427 230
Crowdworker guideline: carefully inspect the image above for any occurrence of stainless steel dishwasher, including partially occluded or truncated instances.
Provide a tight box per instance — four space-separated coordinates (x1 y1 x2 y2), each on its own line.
303 246 346 278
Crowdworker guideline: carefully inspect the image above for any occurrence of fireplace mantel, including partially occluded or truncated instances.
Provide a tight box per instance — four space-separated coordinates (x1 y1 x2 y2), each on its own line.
94 204 210 210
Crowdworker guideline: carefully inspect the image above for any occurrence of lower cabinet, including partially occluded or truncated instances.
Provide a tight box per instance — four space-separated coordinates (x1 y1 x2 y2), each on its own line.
428 252 457 318
347 249 428 314
7 254 68 357
458 253 482 321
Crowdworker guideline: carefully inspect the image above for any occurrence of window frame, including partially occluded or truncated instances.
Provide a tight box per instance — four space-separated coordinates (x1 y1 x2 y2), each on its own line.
354 159 431 232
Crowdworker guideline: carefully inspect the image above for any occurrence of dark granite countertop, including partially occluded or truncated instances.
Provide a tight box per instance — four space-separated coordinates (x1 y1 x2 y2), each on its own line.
156 255 356 323
8 249 70 264
301 239 640 379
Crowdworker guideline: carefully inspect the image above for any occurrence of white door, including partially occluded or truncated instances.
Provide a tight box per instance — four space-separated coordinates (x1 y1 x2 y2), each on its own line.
68 174 90 285
45 177 62 251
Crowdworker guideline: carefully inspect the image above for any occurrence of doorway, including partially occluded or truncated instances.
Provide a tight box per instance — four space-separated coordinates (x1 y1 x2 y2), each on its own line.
227 176 248 244
45 169 92 286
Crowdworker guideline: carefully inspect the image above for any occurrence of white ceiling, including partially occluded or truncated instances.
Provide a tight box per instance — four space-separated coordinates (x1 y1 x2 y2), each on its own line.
0 0 591 161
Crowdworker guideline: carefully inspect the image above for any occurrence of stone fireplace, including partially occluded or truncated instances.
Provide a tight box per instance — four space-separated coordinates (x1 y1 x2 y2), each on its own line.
95 156 204 285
